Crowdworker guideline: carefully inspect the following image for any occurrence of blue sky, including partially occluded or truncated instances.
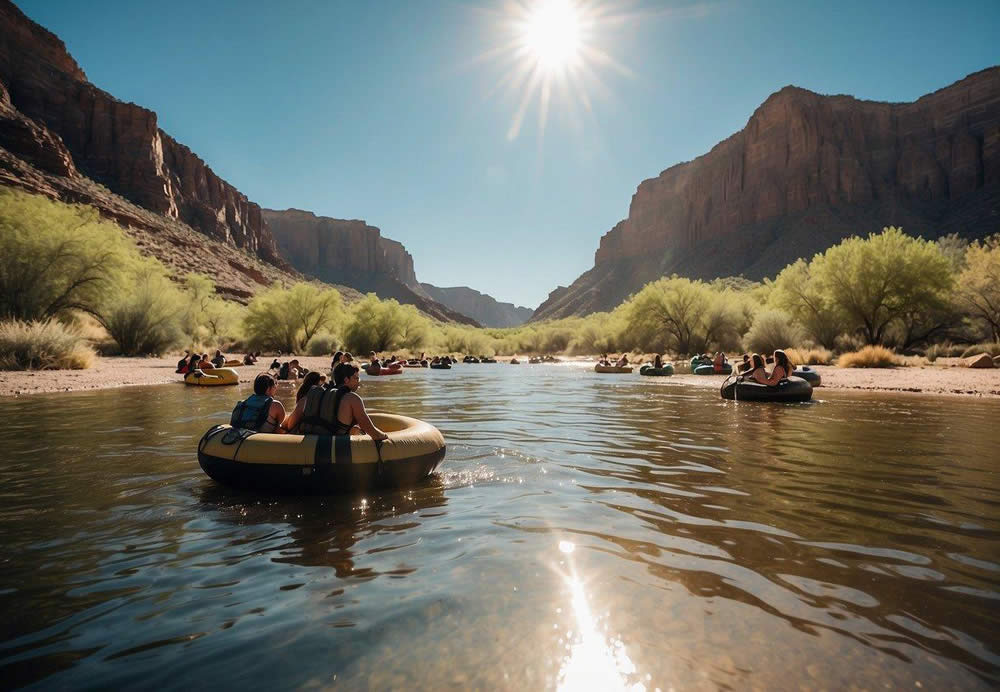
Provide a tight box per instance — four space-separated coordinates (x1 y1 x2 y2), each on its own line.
17 0 999 308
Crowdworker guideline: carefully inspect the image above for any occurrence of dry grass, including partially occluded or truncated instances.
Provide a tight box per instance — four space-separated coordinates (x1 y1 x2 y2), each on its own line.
0 320 95 370
784 347 833 365
960 341 1000 358
836 345 903 368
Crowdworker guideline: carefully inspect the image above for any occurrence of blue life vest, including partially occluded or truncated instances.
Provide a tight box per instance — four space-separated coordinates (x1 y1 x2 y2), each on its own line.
230 394 274 431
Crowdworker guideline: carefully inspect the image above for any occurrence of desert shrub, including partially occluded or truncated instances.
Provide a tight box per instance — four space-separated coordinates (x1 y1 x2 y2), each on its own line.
306 331 338 356
180 274 245 346
768 259 846 349
956 235 1000 341
922 342 967 362
433 324 495 356
783 347 833 365
97 263 185 356
742 309 805 354
343 295 431 354
0 319 95 370
0 188 138 322
836 345 903 368
959 341 1000 358
244 282 343 352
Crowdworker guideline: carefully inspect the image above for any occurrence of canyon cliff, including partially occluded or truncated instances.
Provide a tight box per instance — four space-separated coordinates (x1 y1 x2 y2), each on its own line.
263 209 479 325
419 284 533 328
0 0 284 265
532 67 1000 321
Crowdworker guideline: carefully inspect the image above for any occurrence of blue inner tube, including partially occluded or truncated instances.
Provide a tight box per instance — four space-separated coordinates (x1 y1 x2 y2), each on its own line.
695 363 732 375
720 375 813 402
640 365 674 376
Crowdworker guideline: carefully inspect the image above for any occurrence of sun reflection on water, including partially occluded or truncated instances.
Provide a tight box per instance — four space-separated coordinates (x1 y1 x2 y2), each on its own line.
555 541 649 692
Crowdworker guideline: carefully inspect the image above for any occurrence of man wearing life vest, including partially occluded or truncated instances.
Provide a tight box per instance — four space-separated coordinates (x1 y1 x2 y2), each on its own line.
282 363 388 440
230 374 287 433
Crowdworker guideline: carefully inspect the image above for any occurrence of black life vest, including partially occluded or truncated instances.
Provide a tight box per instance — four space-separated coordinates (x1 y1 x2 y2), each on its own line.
278 362 290 380
297 385 353 436
230 394 274 431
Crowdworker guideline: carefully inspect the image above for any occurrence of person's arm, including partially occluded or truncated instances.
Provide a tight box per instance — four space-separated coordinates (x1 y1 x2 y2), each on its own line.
348 394 388 441
279 398 305 433
270 401 288 433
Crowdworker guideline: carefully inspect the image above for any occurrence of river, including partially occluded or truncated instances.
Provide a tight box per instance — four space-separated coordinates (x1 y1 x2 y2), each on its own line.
0 363 997 689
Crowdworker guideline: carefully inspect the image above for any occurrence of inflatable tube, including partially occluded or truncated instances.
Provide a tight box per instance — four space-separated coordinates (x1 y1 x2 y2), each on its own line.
223 359 244 368
365 365 402 376
695 363 732 375
198 413 446 493
430 362 452 370
794 366 822 387
184 368 239 386
463 356 480 363
640 364 674 376
720 375 813 402
509 359 520 364
595 365 633 373
690 356 712 369
480 358 497 363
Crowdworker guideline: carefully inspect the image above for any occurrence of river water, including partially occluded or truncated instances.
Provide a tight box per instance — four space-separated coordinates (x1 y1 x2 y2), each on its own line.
0 363 997 690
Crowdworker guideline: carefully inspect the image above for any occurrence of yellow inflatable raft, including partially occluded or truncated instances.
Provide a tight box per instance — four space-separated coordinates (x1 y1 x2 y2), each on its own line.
198 413 446 493
223 359 244 368
184 368 239 386
594 365 633 374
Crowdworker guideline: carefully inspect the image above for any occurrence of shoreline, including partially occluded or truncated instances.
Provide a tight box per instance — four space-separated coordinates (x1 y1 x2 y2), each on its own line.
2 356 999 399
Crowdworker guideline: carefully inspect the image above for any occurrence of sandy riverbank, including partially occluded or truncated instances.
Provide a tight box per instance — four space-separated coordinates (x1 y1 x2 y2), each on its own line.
2 355 1000 398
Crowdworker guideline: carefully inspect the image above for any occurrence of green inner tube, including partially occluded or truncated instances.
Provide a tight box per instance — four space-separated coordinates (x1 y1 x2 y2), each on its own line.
640 364 674 376
720 375 813 402
695 363 732 375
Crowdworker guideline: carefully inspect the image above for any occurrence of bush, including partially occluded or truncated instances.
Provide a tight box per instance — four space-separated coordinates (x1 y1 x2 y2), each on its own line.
306 331 338 356
784 347 833 365
956 236 1000 341
960 341 1000 358
0 188 139 322
836 346 903 368
743 309 805 354
343 294 433 354
244 282 343 352
923 342 967 362
0 319 95 370
98 264 185 356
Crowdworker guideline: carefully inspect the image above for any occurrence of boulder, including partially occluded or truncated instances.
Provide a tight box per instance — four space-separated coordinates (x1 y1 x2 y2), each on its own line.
993 355 1000 367
964 353 995 368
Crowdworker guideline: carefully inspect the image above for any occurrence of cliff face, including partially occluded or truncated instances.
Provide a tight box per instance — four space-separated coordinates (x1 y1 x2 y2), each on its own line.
0 0 282 265
533 67 1000 321
420 284 533 327
263 209 480 325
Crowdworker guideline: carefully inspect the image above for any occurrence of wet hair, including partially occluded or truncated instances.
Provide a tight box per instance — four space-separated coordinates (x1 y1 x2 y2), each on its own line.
751 353 765 370
333 362 360 387
296 371 322 402
253 373 276 396
773 349 791 374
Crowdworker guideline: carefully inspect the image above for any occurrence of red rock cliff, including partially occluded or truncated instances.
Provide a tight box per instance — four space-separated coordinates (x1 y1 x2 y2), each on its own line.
262 208 479 325
533 67 1000 321
0 0 281 264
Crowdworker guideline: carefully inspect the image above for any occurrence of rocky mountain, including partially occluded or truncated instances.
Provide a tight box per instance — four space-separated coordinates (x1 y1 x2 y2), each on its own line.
532 67 1000 321
419 284 533 327
0 0 286 266
262 209 480 325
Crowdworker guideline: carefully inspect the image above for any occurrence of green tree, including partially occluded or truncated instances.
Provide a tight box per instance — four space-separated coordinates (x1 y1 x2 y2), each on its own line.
623 276 742 355
957 235 1000 341
244 282 343 352
343 294 431 353
768 259 846 348
810 227 954 345
0 188 133 321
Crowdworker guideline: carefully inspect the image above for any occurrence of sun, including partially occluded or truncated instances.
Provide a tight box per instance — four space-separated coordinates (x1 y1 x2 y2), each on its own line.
520 0 582 72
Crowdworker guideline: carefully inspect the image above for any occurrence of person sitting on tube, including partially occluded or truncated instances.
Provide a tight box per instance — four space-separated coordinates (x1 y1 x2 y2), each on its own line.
368 351 382 374
738 353 751 373
231 373 287 433
741 353 768 384
211 350 226 368
282 363 388 440
614 353 629 368
758 349 792 386
198 353 214 370
712 351 728 372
